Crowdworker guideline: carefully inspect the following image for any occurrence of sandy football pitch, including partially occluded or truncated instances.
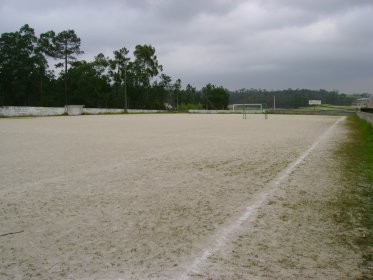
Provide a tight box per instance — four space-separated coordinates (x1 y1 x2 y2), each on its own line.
0 114 362 279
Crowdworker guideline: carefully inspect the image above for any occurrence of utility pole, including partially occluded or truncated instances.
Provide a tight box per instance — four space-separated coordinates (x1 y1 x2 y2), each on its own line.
206 91 208 110
176 90 179 111
123 61 128 113
273 95 276 111
64 39 68 106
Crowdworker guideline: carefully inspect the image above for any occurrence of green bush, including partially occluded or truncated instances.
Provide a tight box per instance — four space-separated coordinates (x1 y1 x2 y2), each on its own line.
361 107 373 113
177 103 203 111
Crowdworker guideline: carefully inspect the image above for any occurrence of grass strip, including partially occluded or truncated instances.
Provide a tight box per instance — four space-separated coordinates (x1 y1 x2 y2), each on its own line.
340 114 373 279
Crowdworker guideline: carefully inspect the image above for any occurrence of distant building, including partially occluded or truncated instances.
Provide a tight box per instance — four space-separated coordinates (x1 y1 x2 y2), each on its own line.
369 96 373 108
354 98 369 107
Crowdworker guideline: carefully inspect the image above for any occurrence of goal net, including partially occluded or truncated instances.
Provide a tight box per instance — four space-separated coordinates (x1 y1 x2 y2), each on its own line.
232 104 265 114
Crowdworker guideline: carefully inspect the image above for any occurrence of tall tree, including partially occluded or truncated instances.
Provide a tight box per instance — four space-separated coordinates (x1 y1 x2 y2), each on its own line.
209 87 229 109
131 44 162 87
0 24 47 105
66 60 111 108
40 29 83 105
130 44 163 108
201 83 214 110
173 78 181 110
202 83 229 109
183 84 200 104
109 47 130 110
159 73 172 108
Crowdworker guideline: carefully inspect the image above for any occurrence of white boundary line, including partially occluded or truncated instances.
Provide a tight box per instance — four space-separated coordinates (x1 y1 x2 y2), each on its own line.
179 117 345 280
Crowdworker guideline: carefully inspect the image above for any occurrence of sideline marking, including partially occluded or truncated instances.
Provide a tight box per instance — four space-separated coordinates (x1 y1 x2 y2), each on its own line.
179 117 345 280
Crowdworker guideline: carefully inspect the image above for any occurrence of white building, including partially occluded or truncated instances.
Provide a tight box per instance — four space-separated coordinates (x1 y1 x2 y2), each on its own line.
354 98 369 107
369 96 373 108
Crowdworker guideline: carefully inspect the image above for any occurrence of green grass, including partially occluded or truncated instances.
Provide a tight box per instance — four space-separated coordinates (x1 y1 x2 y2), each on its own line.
294 104 356 112
339 114 373 278
267 104 356 115
299 104 355 111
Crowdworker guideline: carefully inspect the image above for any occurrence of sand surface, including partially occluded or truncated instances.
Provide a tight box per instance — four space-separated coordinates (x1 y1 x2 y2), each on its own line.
0 114 362 279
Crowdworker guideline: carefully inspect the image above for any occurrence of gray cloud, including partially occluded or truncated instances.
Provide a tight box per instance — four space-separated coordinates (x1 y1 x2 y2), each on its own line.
1 0 372 93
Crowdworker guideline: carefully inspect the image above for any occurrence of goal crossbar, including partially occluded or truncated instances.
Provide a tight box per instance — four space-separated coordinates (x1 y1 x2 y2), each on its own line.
232 104 265 113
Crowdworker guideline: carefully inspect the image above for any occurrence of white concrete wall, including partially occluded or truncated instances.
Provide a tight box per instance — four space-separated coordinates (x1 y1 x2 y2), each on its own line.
0 106 167 117
369 96 373 108
188 109 232 114
83 108 124 114
127 109 167 113
0 106 65 117
357 112 373 127
83 108 167 114
66 105 84 116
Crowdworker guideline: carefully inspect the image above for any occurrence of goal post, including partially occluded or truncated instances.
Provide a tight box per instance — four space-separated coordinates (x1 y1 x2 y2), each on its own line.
232 104 265 113
231 103 268 119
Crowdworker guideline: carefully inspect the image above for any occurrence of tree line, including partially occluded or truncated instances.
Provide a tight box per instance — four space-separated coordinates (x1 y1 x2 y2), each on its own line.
1 24 364 110
0 24 229 110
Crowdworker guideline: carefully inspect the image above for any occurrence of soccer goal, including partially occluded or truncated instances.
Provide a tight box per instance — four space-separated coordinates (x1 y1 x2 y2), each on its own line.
232 104 268 119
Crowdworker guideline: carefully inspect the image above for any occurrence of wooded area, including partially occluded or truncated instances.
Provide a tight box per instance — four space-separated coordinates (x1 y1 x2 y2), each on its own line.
0 25 364 110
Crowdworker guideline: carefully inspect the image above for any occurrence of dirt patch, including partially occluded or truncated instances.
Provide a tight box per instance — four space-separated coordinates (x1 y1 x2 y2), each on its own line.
191 117 363 279
0 114 362 279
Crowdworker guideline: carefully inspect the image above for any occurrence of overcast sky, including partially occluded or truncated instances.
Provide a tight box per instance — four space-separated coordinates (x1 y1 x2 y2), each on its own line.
1 0 372 93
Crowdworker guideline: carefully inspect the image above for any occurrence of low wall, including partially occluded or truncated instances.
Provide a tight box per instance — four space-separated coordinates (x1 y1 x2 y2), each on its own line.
0 106 167 117
127 109 166 113
83 108 124 114
0 106 65 117
83 108 166 114
66 105 84 116
357 112 373 127
188 109 232 114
